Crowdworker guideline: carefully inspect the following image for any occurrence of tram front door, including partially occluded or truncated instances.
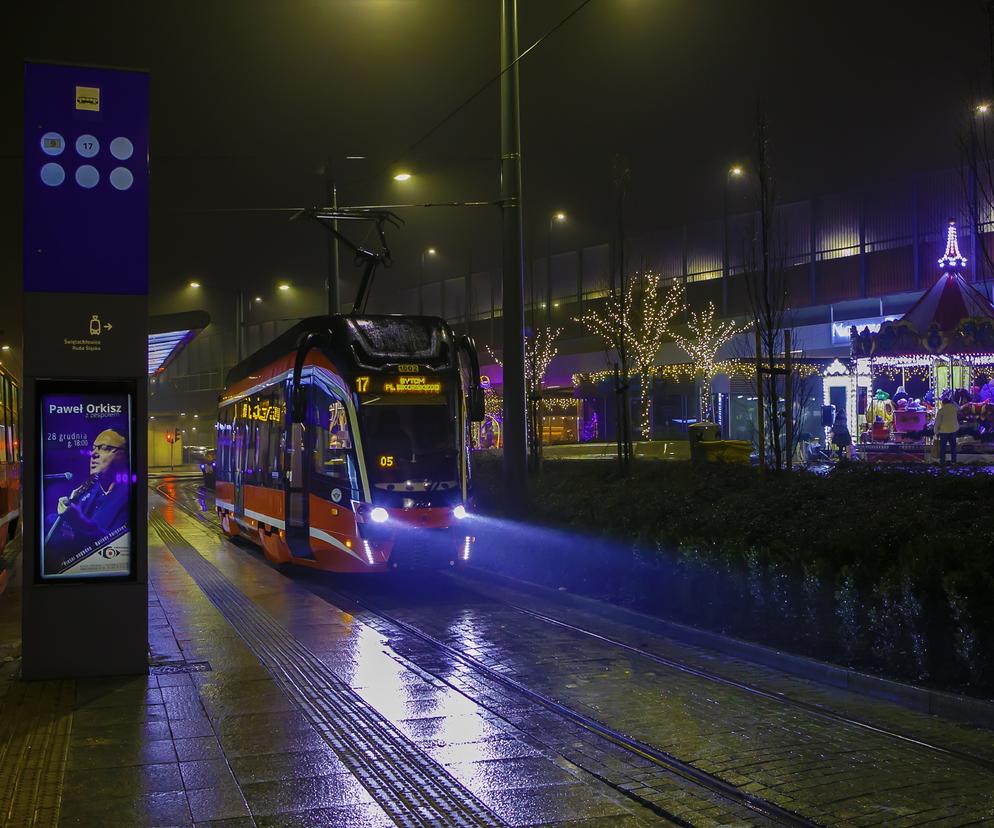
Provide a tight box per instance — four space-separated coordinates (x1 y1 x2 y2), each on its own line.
285 421 312 558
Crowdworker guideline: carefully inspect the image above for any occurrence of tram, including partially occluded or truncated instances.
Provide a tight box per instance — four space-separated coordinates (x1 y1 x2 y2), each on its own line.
0 365 21 594
214 314 485 572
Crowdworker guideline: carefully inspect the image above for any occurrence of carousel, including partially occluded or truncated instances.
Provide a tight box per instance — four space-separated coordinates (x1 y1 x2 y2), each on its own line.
844 220 994 463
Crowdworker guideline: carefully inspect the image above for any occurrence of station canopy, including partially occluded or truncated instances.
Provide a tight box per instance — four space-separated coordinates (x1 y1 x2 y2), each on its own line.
148 310 210 375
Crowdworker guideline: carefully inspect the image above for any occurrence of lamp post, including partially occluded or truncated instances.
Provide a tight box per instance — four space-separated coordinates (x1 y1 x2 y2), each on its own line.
722 165 744 315
188 281 289 364
501 0 527 513
546 211 567 326
971 106 988 282
419 248 436 315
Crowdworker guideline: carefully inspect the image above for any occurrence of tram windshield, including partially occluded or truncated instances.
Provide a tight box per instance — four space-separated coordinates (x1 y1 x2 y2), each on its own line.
359 395 458 488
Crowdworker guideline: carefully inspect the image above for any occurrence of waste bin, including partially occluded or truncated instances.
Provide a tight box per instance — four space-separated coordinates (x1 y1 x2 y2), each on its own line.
688 421 720 463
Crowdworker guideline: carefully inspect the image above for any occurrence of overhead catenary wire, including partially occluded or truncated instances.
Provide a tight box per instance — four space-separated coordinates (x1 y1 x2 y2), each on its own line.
167 1 596 215
377 0 596 180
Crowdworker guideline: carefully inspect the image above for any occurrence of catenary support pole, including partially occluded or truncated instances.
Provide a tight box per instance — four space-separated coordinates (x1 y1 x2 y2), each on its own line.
328 179 341 314
500 0 528 513
785 329 793 472
756 327 765 472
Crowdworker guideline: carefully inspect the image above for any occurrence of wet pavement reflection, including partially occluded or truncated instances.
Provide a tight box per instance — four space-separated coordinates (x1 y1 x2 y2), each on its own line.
3 478 990 826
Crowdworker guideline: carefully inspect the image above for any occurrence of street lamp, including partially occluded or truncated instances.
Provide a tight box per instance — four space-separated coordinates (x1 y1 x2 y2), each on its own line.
187 281 287 362
723 165 746 314
419 248 437 315
393 172 412 182
976 103 991 115
547 211 567 325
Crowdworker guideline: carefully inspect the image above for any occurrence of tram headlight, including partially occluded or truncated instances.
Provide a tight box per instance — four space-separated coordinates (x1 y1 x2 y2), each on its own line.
453 504 468 520
370 507 389 523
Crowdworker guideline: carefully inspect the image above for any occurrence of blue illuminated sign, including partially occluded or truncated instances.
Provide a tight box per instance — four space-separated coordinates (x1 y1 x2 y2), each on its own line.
23 63 149 296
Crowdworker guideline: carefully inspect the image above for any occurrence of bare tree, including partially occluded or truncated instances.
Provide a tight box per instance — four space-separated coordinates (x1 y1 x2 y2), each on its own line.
576 272 684 441
744 109 792 471
487 326 562 467
673 302 751 421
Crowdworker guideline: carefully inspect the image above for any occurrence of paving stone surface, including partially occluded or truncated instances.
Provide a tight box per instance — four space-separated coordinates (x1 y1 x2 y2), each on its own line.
0 492 664 827
3 478 993 827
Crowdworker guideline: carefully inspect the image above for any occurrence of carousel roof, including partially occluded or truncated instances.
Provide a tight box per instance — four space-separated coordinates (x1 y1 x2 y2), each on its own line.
850 220 994 357
900 271 994 332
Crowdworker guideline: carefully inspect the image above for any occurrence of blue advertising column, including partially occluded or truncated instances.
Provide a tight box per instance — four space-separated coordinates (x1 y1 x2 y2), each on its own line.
21 63 149 679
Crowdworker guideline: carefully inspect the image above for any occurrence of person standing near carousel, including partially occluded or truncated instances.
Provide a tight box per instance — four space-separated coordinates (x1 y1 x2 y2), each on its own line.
935 390 960 465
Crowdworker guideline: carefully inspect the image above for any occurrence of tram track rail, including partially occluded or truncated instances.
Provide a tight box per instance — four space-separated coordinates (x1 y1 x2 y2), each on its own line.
153 482 811 826
314 581 824 828
156 479 994 776
155 479 994 826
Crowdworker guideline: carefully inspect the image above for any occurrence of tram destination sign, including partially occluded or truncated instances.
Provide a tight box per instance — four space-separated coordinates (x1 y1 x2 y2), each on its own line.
355 375 445 395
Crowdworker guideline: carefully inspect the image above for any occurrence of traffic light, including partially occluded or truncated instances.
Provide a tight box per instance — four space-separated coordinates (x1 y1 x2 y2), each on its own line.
165 431 174 444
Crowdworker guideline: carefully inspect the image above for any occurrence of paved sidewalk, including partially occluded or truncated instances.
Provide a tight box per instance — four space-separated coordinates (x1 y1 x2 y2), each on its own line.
0 501 654 828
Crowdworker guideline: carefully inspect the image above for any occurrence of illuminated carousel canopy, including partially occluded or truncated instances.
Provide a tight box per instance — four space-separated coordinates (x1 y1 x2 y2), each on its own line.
851 220 994 357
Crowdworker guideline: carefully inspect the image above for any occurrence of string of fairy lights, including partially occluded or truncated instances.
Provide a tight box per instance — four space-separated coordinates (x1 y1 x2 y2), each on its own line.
672 302 751 420
486 325 564 396
574 271 684 437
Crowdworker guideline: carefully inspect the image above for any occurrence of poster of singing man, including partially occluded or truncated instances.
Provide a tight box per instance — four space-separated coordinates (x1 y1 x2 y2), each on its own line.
40 391 134 579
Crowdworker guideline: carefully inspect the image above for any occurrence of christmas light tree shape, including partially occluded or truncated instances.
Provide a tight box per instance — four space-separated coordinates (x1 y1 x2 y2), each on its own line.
672 302 751 422
487 326 563 397
938 219 967 270
575 272 684 438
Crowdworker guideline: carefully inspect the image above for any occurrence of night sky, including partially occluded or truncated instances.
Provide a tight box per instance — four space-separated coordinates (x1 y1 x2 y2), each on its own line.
2 1 990 355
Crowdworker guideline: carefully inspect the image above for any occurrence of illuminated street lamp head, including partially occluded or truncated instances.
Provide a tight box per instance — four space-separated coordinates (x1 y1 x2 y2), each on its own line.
0 345 9 352
189 281 201 288
426 247 437 256
729 165 744 177
554 211 567 222
393 172 412 181
278 283 290 291
977 103 991 115
254 296 262 303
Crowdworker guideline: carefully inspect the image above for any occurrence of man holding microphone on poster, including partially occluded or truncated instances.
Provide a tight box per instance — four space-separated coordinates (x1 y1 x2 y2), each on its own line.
45 427 131 575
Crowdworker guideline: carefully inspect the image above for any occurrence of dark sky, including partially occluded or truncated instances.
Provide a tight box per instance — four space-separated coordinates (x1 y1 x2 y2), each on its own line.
2 0 991 347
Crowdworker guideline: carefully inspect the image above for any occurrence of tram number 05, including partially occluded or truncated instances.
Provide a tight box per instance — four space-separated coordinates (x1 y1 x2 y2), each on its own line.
379 455 395 468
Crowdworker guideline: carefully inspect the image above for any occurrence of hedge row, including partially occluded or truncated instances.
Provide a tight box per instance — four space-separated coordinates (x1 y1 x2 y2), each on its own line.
470 456 994 695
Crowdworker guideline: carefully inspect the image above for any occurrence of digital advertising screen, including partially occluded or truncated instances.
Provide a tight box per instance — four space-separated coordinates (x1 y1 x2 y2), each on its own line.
38 386 135 580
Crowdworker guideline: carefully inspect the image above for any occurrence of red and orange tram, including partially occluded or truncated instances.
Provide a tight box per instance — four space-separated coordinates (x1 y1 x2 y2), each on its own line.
0 365 21 553
214 314 485 572
0 365 21 596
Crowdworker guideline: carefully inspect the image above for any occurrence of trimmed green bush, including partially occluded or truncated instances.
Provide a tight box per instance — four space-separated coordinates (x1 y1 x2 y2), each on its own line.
471 455 994 695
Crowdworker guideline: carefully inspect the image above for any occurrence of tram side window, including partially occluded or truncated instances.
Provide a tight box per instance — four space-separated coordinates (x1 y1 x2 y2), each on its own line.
309 384 357 491
254 393 283 489
11 383 18 461
217 405 234 483
247 417 261 486
232 408 247 480
265 393 284 487
0 378 7 464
